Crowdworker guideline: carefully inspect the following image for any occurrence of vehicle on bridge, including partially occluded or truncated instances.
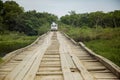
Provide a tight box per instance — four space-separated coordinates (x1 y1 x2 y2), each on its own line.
51 22 58 31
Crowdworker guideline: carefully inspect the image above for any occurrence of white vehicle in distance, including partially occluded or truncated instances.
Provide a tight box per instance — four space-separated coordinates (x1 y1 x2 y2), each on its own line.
51 22 58 31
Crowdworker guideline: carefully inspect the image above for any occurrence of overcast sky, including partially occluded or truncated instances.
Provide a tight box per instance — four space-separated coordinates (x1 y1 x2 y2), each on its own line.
3 0 120 17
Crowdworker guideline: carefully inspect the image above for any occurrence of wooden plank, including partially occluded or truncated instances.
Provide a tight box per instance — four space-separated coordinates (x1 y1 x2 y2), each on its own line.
42 57 60 60
4 49 37 80
0 75 6 80
40 65 61 67
40 61 60 65
90 69 111 73
22 51 45 80
41 60 60 62
36 72 63 75
36 75 63 80
81 60 98 62
0 72 8 75
83 61 107 70
97 79 120 80
92 72 118 79
14 49 41 80
58 33 74 80
22 33 52 80
43 55 60 58
72 55 95 80
78 56 94 60
65 53 76 68
72 72 83 80
87 66 106 71
0 69 11 72
58 32 83 80
39 67 61 71
59 48 74 79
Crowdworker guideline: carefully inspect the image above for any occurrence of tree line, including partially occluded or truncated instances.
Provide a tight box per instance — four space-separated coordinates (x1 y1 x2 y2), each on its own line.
1 0 120 35
60 10 120 28
0 0 58 35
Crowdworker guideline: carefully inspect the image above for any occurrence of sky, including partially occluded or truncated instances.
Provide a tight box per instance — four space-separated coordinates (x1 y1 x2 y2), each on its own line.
3 0 120 18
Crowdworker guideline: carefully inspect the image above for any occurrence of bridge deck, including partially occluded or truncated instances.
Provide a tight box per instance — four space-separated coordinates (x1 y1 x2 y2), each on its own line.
0 32 119 80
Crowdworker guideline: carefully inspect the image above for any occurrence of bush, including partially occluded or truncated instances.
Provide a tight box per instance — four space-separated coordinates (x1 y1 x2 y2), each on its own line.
38 24 50 35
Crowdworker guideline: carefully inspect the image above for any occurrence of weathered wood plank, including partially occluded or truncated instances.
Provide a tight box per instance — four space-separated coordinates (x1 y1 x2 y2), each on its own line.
4 49 37 80
22 33 53 80
58 32 82 80
72 55 95 80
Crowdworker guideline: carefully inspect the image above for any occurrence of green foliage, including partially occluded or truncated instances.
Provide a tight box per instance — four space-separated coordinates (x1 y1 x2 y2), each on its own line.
60 10 120 28
0 57 3 63
0 31 37 57
3 1 24 30
85 38 120 66
0 1 58 35
61 26 97 42
20 11 57 35
62 25 120 42
0 0 3 33
38 23 50 35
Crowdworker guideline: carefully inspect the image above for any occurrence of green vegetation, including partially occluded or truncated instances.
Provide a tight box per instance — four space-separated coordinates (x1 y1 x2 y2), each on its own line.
0 0 58 61
85 38 120 66
60 26 120 66
0 31 37 57
60 10 120 28
0 0 58 35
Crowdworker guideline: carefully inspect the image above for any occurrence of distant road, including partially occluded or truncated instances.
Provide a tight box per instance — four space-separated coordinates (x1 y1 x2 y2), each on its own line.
0 31 120 80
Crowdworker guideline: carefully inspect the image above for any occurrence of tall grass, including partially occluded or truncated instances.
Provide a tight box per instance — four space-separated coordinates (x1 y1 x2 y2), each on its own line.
85 38 120 66
0 31 37 57
61 26 120 66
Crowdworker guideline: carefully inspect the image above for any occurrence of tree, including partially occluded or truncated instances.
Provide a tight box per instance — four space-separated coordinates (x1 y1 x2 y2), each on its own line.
110 10 120 27
0 0 4 33
60 10 120 28
89 11 104 27
3 1 24 30
1 0 58 35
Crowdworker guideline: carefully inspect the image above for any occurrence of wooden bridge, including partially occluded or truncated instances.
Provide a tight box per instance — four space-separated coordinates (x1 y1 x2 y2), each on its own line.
0 31 120 80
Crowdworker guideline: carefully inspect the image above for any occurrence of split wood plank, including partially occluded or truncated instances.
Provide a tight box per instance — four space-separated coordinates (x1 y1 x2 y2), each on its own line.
58 32 83 80
72 54 95 80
